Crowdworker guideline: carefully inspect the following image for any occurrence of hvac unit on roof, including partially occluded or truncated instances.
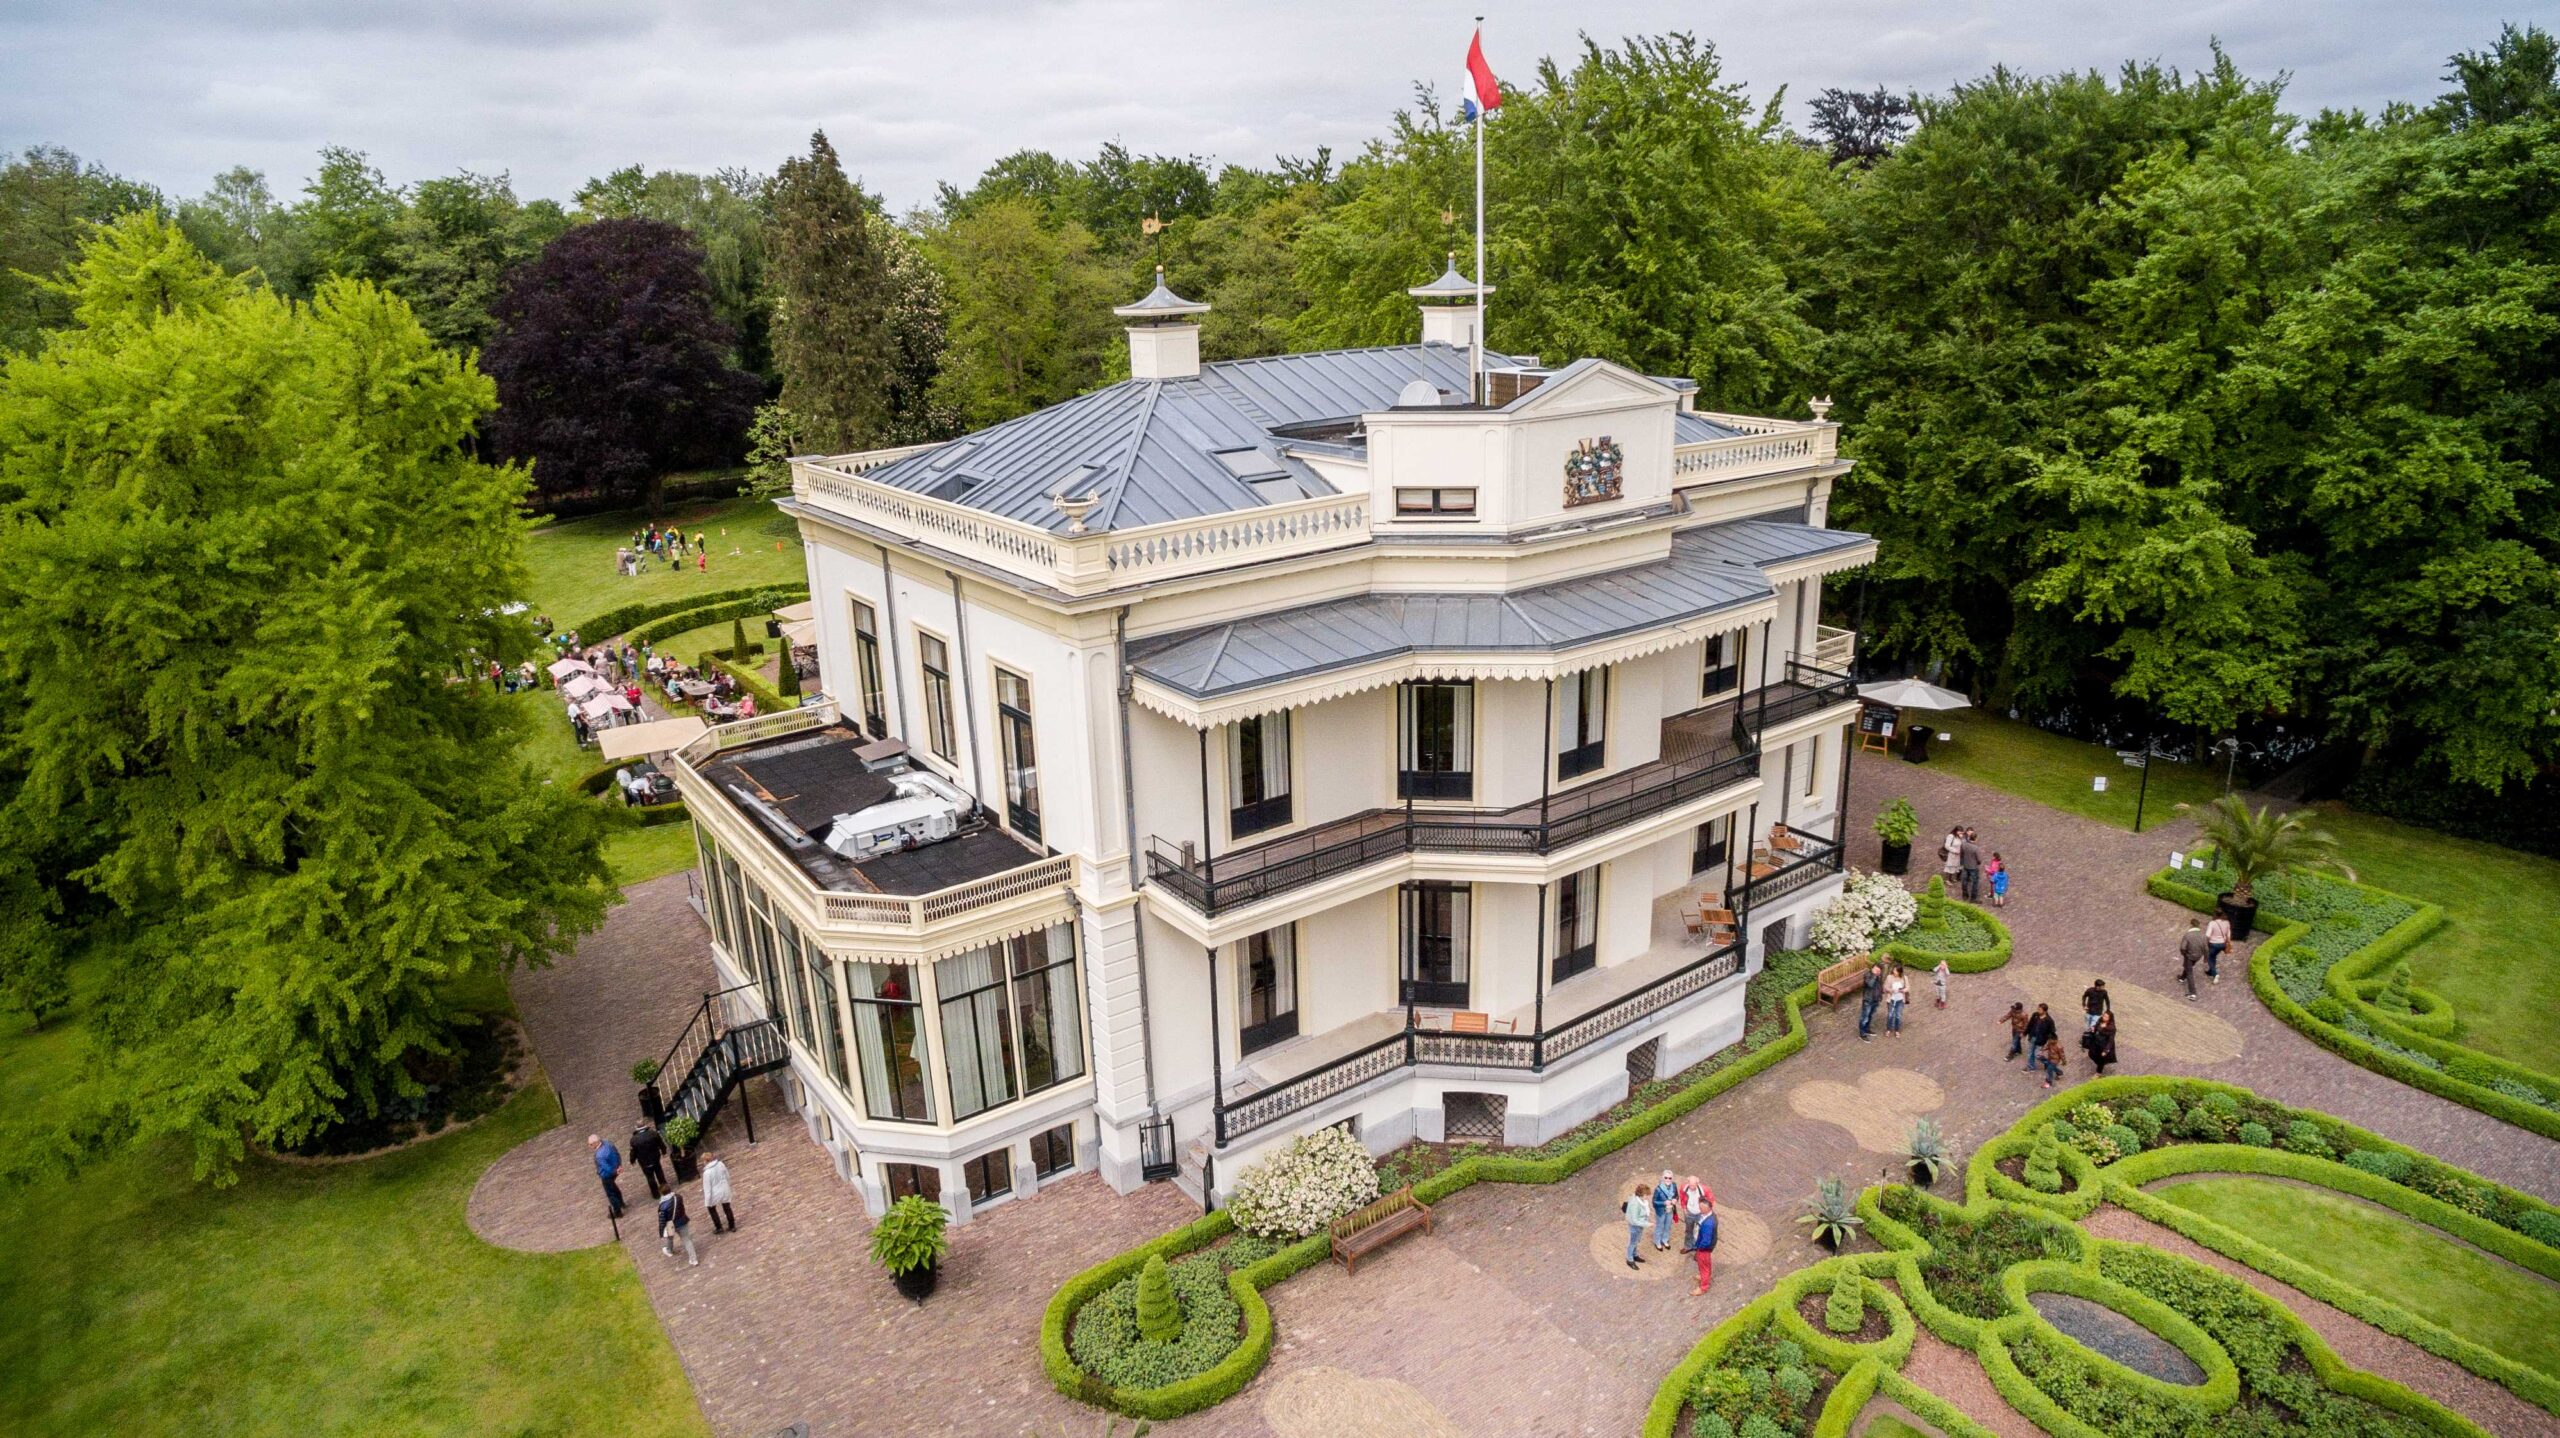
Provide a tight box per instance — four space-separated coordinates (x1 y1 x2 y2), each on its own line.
819 769 978 861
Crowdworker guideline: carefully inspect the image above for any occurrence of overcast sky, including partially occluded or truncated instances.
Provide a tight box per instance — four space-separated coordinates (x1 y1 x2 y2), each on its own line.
2 1 2548 211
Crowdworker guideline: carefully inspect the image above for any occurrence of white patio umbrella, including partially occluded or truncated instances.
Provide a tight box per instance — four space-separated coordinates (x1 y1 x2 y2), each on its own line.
577 693 634 723
559 673 608 702
546 657 595 680
1856 678 1972 712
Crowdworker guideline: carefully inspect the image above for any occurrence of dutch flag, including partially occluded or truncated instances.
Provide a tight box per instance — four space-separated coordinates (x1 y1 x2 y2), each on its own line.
1459 29 1502 122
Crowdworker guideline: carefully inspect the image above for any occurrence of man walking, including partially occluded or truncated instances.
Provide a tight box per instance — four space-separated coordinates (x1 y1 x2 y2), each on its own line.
2204 912 2232 984
589 1133 626 1219
2022 1004 2058 1073
2177 921 2209 1000
1958 828 1984 903
1857 961 1884 1043
2081 979 2112 1031
629 1121 669 1200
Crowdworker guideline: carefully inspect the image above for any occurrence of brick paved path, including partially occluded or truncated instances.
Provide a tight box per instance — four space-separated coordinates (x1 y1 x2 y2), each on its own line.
473 762 2560 1437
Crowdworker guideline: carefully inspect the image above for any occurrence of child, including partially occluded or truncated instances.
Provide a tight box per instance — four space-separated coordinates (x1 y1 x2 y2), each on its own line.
1931 957 1951 1009
2038 1033 2066 1088
1988 853 2010 907
2000 1001 2028 1060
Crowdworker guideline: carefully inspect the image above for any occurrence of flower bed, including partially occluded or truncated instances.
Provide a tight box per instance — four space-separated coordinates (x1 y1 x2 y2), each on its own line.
1047 910 2016 1420
2149 860 2560 1139
1645 1078 2544 1437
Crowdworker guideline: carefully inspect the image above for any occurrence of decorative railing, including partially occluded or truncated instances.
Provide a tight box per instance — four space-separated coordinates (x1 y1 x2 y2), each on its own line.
1672 424 1836 481
1813 625 1856 673
672 698 838 769
1753 659 1860 730
1148 743 1761 917
642 982 788 1134
1741 828 1845 910
1213 941 1745 1144
793 458 1370 596
814 854 1077 932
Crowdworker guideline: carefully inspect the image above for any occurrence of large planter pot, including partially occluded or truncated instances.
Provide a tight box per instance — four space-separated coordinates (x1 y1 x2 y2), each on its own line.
1878 840 1912 875
1906 1161 1936 1189
670 1145 700 1182
637 1085 665 1126
892 1259 939 1303
2217 892 2259 940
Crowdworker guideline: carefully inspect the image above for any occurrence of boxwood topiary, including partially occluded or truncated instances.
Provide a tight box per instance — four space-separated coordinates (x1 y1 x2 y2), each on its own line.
2341 1147 2413 1182
2122 1107 2162 1146
2279 1119 2333 1158
2234 1121 2272 1147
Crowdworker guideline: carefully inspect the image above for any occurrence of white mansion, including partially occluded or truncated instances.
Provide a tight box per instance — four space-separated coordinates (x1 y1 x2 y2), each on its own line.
665 265 1874 1219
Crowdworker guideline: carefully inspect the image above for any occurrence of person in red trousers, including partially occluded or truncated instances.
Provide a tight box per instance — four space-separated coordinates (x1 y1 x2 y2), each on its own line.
1688 1180 1718 1294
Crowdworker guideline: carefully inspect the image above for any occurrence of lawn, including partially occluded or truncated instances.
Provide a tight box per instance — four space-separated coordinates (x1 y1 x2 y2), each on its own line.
506 690 698 891
522 494 804 631
1916 709 2226 832
2158 1176 2560 1378
0 980 704 1437
2308 807 2560 1071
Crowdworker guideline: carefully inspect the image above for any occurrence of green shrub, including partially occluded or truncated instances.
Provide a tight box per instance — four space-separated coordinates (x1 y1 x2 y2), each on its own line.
2100 1122 2143 1158
2064 1100 2117 1133
2278 1119 2333 1158
2023 1125 2065 1193
2516 1208 2560 1250
1736 1415 1786 1438
1773 1365 1815 1407
2306 995 2349 1023
1824 1271 1867 1333
1689 1414 1735 1438
2122 1107 2163 1146
1134 1254 1181 1342
1066 1252 1245 1391
1917 874 1948 930
2177 1103 2229 1141
2144 1091 2182 1122
2201 1092 2241 1119
2378 962 2416 1012
868 1194 946 1277
1769 1339 1804 1369
2341 1147 2413 1183
2234 1121 2273 1147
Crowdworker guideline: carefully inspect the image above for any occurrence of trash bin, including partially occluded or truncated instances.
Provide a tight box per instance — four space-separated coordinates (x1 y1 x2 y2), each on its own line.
1903 724 1934 763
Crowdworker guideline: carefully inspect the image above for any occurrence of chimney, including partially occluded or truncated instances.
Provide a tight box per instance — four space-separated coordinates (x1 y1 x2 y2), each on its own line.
1113 267 1210 381
1409 252 1491 350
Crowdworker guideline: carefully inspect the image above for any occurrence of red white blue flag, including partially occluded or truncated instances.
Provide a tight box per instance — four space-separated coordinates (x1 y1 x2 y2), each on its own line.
1461 29 1502 121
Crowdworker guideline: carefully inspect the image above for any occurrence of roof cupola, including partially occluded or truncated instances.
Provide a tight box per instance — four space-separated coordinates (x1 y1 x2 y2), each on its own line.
1113 267 1211 381
1409 252 1491 350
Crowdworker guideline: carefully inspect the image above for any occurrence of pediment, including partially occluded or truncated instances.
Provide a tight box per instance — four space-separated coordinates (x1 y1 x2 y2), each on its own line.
1502 359 1678 418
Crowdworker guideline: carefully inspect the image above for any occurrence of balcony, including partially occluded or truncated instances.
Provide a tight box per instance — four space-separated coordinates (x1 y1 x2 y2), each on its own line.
1739 824 1845 910
1146 667 1861 919
1214 893 1745 1144
1147 701 1763 919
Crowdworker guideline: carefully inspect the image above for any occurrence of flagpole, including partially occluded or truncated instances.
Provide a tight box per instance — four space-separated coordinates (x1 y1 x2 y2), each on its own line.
1473 16 1487 404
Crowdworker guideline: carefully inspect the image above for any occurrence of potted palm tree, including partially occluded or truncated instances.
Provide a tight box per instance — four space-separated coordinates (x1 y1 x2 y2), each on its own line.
2189 795 2352 937
1873 798 1919 875
872 1194 950 1302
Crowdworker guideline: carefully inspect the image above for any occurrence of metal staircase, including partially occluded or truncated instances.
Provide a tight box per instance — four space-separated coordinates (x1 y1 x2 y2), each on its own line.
645 983 790 1139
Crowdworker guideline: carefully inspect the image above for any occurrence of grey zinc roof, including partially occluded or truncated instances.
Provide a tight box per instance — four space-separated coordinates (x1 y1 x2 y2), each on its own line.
1674 410 1746 444
861 343 1518 533
1127 516 1870 699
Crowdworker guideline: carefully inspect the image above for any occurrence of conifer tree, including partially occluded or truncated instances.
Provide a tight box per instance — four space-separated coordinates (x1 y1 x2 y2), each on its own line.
769 132 897 451
1135 1253 1182 1342
1824 1270 1867 1333
2023 1124 2065 1193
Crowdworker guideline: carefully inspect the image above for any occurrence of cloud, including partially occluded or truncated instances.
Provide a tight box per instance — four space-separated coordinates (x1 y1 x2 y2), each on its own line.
0 0 2520 209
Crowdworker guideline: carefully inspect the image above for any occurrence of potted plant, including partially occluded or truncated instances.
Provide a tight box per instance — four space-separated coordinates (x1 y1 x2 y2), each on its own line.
661 1115 701 1182
632 1058 664 1126
1873 798 1918 875
1796 1176 1862 1251
871 1193 950 1302
1905 1116 1949 1188
2188 794 2352 938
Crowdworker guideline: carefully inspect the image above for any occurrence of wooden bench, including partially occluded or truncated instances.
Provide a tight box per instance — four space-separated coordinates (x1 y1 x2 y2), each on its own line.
1817 954 1874 1005
1330 1185 1434 1275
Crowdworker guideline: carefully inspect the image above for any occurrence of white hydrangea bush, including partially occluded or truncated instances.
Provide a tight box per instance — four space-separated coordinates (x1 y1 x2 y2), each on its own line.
1224 1125 1382 1239
1806 870 1920 959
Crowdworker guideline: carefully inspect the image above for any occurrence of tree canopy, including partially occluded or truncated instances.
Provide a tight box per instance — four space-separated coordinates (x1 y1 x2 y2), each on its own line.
0 215 612 1180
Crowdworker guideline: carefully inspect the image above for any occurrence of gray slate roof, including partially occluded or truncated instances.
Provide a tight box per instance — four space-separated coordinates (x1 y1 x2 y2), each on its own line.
1127 516 1871 699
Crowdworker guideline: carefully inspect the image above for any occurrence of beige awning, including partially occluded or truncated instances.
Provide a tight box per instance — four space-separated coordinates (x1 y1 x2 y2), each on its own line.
771 600 814 625
779 617 819 647
597 716 709 760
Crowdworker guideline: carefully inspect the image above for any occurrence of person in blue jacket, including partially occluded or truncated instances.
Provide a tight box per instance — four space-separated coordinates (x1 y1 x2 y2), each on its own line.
589 1133 626 1218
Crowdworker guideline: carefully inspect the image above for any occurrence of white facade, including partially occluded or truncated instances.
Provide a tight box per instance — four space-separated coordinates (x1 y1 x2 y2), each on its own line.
672 288 1874 1218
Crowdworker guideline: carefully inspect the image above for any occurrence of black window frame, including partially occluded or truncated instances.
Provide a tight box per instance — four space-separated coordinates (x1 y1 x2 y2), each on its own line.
1394 486 1478 516
1228 711 1294 838
846 961 934 1124
1551 866 1600 984
1556 667 1609 780
1399 881 1472 1008
1030 1122 1076 1179
919 630 956 761
1693 815 1730 874
851 598 888 738
1397 681 1475 801
884 1161 941 1203
1237 925 1300 1055
963 1146 1014 1205
1702 630 1740 697
994 666 1041 842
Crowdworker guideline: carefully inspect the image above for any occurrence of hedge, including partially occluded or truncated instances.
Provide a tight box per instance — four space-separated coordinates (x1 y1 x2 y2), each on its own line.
570 583 807 644
2148 862 2560 1140
627 587 807 647
1046 908 2016 1419
701 651 790 716
1880 898 2012 972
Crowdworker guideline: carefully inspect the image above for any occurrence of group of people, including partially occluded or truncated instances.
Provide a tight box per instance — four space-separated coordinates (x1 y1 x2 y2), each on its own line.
1938 824 2010 906
1856 955 1952 1042
2000 980 2120 1088
616 524 711 578
1621 1169 1720 1293
589 1124 740 1269
2175 913 2235 998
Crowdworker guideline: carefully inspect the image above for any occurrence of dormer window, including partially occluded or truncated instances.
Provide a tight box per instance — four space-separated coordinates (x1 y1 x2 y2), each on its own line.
1395 487 1476 517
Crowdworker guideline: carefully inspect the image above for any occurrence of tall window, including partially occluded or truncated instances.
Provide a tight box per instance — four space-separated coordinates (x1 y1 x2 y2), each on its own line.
1400 882 1472 1007
995 667 1041 842
1236 926 1299 1054
919 631 956 761
1702 632 1740 697
1398 682 1474 800
938 924 1083 1121
1693 815 1730 875
783 914 816 1047
851 598 888 738
803 944 849 1089
1557 667 1608 779
745 886 787 1039
1229 711 1293 837
847 962 933 1122
1551 866 1600 984
698 833 732 953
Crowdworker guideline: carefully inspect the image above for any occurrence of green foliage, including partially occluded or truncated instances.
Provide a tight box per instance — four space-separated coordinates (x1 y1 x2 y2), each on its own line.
1133 1254 1182 1343
1873 797 1919 846
1824 1270 1868 1333
2235 1121 2273 1147
631 1058 661 1085
0 216 612 1182
868 1194 948 1276
2278 1119 2333 1159
769 133 906 450
922 196 1120 428
2378 962 2416 1013
2123 1107 2164 1146
1905 1116 1948 1184
2023 1125 2064 1193
1798 1176 1863 1246
0 144 164 353
1917 874 1947 929
2191 797 2352 903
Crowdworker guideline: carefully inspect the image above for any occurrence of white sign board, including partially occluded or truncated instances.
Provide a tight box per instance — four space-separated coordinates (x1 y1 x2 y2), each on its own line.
2168 850 2186 871
2091 776 2109 793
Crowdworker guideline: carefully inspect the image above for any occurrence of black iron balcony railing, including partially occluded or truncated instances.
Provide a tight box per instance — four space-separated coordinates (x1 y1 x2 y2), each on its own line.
1148 740 1760 917
1214 940 1744 1144
1757 658 1860 729
1741 826 1846 909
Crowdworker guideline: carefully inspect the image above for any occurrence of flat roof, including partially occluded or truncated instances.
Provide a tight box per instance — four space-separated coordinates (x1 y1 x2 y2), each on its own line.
697 724 1043 896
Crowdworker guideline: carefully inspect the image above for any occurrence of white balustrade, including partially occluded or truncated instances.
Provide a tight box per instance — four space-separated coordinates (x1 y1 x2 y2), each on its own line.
1672 424 1837 481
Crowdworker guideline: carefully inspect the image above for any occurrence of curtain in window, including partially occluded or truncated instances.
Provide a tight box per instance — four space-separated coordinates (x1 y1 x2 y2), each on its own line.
846 962 931 1122
1007 924 1082 1091
937 948 1017 1119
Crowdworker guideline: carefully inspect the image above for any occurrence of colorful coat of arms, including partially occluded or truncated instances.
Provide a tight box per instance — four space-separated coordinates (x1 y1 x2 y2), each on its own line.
1563 436 1624 507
